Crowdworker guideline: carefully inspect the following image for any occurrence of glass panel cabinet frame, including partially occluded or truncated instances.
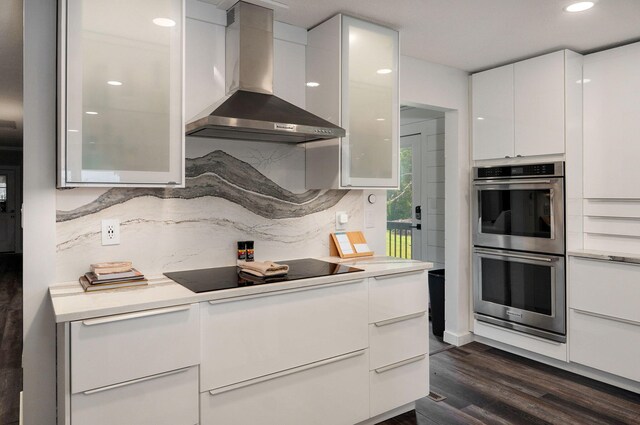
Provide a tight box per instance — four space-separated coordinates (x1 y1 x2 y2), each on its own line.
340 16 400 189
57 0 185 188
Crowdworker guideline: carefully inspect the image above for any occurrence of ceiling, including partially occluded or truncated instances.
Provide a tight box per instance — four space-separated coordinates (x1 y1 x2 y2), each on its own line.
230 0 640 73
0 0 23 149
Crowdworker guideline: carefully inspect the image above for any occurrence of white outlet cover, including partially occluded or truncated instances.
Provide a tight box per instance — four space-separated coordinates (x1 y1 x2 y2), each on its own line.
335 211 348 231
101 219 121 246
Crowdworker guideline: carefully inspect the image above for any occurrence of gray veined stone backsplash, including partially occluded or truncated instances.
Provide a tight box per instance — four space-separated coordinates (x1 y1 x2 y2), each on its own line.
55 146 364 282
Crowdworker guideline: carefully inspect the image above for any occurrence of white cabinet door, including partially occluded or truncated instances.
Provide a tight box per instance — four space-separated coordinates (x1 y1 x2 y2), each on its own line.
472 64 515 160
71 366 199 425
201 350 369 425
369 312 429 370
584 42 640 198
71 304 200 393
200 278 368 392
569 310 640 382
514 51 565 157
369 271 429 323
59 0 184 187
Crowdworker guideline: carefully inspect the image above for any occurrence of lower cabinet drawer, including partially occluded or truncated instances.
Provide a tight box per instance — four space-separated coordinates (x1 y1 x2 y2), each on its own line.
71 303 200 393
369 312 429 370
71 366 199 425
200 278 367 391
201 350 369 425
369 271 428 323
370 354 429 418
569 309 640 382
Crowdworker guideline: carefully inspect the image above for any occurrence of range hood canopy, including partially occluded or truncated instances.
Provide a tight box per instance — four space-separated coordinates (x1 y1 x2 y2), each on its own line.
186 1 345 143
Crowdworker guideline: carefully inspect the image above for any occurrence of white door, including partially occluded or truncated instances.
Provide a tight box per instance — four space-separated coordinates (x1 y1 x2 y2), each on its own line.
386 134 422 260
0 169 17 253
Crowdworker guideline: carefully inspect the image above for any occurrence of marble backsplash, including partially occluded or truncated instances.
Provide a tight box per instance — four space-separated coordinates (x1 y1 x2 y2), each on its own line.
55 139 366 282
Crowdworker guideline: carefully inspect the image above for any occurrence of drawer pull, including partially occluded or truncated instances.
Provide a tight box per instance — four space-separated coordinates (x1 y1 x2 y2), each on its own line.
208 350 366 396
573 309 640 327
83 367 191 395
374 354 426 374
373 270 425 281
208 278 364 305
374 311 426 327
81 304 191 326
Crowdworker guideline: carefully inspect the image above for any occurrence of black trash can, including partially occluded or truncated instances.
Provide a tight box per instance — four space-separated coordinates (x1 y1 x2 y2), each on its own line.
428 269 445 338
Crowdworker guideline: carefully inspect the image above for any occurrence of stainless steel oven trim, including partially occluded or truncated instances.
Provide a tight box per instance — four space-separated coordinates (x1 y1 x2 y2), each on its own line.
472 247 566 337
472 177 565 255
473 161 564 180
474 313 567 343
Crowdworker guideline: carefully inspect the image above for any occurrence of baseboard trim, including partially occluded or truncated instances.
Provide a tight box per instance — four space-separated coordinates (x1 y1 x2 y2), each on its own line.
443 330 474 346
355 402 415 425
474 334 640 394
20 391 23 425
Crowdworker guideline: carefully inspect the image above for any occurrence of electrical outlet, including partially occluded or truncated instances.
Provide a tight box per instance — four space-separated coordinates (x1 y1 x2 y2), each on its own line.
101 219 120 246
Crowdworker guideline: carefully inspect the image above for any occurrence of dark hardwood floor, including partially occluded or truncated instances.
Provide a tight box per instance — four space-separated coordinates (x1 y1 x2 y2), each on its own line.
379 342 640 425
0 253 22 425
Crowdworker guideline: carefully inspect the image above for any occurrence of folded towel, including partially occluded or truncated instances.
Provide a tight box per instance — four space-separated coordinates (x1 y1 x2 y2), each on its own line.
239 260 289 277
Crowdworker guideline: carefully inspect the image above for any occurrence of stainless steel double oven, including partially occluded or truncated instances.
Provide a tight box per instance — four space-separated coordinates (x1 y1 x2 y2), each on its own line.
472 162 566 342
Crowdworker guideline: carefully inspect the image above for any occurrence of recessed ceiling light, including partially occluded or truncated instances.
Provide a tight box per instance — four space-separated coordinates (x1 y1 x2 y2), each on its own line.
377 68 392 75
477 117 485 120
564 1 595 12
349 33 357 43
306 82 320 87
107 80 123 86
85 111 98 115
68 129 79 133
576 78 592 84
153 17 176 27
376 118 385 121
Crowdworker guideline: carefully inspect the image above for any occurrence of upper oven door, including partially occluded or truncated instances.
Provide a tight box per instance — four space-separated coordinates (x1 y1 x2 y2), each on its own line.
473 177 564 255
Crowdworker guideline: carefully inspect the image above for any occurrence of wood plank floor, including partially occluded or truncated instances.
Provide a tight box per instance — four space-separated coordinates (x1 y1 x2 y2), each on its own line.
0 253 22 425
379 342 640 425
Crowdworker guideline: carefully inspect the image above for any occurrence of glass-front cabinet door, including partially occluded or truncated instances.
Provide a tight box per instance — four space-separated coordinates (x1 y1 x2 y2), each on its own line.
340 17 399 188
58 0 184 187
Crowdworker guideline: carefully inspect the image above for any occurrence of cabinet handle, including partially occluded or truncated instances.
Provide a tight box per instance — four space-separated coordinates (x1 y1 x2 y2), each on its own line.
504 156 510 158
573 309 640 327
516 155 523 157
474 248 555 262
208 350 366 396
473 179 553 186
208 278 364 305
374 354 426 374
374 311 426 327
83 367 191 395
373 270 425 280
81 304 191 326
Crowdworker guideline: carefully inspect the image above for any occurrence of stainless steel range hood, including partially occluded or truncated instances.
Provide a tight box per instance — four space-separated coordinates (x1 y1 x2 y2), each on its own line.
186 1 345 143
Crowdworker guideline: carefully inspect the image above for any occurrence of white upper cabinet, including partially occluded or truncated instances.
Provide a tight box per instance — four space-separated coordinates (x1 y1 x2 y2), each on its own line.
306 15 399 189
58 0 185 187
472 64 514 160
472 50 577 161
514 51 565 157
583 42 640 199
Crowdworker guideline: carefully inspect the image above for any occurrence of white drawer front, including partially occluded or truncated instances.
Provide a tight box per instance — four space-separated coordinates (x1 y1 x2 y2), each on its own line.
369 271 429 323
570 257 640 323
201 279 367 391
71 366 199 425
71 303 200 393
569 309 640 382
201 350 369 425
369 312 429 370
370 353 429 418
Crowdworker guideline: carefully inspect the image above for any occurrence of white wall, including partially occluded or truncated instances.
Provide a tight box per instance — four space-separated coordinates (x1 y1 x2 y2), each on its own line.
400 56 471 345
23 0 57 423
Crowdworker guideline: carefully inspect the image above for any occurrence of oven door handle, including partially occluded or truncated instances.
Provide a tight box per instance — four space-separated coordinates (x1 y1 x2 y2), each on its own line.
473 179 552 186
474 248 556 263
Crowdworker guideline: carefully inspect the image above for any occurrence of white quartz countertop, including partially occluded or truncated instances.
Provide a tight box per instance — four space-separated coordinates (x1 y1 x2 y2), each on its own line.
568 249 640 265
49 256 433 323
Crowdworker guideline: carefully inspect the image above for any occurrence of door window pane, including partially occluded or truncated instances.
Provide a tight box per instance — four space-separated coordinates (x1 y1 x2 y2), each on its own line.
0 175 6 212
386 147 412 258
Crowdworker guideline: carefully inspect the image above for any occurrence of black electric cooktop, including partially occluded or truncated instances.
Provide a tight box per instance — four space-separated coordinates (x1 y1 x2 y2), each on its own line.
164 258 364 293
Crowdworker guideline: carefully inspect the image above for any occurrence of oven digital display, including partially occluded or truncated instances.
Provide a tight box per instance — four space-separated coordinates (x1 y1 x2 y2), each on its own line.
511 167 524 176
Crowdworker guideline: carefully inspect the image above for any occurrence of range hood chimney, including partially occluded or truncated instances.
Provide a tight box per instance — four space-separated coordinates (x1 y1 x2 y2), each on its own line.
186 1 345 143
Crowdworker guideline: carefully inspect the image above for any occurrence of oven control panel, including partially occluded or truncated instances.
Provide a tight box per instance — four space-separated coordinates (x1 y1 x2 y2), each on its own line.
475 162 563 179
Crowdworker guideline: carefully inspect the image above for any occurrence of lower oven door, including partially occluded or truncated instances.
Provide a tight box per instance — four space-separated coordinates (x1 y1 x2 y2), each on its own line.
473 247 566 342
